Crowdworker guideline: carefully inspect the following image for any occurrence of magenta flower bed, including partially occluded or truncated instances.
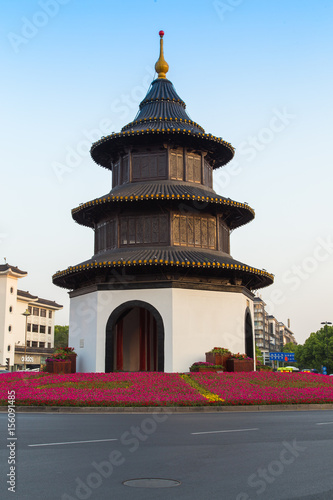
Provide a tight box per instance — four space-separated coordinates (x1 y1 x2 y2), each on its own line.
1 372 333 407
0 372 208 407
190 372 333 405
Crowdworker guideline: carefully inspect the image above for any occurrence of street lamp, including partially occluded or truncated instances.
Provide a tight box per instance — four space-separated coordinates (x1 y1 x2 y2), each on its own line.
321 321 332 373
22 309 31 371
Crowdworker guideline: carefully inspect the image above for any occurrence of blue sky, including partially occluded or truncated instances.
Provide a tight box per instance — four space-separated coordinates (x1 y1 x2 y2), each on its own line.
1 0 332 343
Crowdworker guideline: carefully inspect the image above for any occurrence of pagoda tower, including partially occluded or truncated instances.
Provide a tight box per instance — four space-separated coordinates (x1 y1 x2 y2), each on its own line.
53 32 273 373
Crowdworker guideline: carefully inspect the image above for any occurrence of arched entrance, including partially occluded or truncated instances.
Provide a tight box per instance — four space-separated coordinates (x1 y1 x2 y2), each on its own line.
245 309 254 359
105 301 164 372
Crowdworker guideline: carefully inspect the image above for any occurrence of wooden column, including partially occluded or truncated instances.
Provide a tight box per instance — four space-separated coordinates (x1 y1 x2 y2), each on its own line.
153 319 157 371
147 310 151 371
116 319 123 371
139 308 146 371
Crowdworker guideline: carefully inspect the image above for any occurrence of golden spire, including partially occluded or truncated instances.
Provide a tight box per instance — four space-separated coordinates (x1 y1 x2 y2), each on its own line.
155 30 169 79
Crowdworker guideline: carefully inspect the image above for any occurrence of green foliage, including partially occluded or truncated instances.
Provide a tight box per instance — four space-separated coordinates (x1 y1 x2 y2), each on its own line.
255 345 263 364
290 326 333 373
54 325 69 349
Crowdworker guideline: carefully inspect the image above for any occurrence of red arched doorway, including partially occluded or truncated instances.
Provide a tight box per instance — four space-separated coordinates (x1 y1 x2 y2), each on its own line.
105 301 164 372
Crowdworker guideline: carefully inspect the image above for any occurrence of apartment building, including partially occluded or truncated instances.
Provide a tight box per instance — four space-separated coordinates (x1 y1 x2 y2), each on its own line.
0 263 62 370
253 296 296 360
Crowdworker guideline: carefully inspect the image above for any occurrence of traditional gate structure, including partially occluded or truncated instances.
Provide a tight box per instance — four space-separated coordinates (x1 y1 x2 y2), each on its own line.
53 32 273 372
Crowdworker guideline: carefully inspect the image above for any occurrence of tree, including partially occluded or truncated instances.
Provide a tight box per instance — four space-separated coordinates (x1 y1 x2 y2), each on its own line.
255 345 263 364
301 326 333 373
286 326 333 373
54 325 69 349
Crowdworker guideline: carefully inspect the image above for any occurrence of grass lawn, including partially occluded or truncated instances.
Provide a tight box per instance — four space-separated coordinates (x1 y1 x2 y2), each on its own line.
2 371 333 407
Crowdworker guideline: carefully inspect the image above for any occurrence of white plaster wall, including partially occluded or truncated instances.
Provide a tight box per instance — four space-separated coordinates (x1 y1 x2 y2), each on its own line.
0 274 22 367
170 288 254 372
69 288 174 373
69 287 254 373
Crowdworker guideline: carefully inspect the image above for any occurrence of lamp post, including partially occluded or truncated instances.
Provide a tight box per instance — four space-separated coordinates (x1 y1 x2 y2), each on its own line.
321 321 332 374
22 309 31 371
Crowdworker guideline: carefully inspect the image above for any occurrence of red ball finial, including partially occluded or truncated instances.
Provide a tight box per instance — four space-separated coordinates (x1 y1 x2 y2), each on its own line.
159 30 164 37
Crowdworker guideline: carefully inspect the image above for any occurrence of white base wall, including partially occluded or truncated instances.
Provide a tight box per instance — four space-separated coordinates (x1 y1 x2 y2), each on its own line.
69 287 254 373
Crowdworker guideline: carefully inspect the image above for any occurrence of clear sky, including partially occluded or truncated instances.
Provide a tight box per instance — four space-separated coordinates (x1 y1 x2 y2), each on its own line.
1 0 332 344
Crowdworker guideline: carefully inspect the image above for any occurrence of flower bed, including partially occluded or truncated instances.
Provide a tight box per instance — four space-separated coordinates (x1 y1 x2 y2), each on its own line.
190 372 333 405
1 372 333 407
0 372 208 407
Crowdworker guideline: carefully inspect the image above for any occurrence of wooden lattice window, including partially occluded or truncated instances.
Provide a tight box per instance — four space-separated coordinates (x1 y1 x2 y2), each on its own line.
95 219 116 253
219 218 230 253
204 160 213 188
170 150 184 180
132 153 167 181
186 154 201 183
120 215 168 246
173 214 216 249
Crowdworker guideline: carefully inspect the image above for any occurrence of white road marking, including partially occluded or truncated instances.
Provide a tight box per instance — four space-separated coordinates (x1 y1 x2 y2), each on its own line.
191 427 259 435
28 438 118 447
316 422 333 426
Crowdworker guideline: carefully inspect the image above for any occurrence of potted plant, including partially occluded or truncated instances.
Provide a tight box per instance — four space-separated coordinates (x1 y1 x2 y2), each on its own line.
189 362 219 372
56 347 77 373
205 347 231 370
226 353 254 372
44 355 71 374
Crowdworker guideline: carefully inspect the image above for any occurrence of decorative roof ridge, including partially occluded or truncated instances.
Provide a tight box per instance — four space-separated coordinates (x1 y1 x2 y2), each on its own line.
17 290 38 300
139 95 186 109
72 192 254 215
53 253 274 285
0 264 27 276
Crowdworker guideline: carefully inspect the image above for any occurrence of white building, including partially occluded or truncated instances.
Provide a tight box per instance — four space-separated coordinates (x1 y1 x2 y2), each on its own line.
0 264 62 371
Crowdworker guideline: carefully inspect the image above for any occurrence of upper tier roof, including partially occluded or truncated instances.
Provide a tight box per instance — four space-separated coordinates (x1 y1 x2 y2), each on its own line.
91 33 234 170
122 78 205 134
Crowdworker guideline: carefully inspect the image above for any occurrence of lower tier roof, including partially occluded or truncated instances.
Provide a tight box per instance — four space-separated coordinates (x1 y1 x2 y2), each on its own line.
72 182 254 229
53 247 273 291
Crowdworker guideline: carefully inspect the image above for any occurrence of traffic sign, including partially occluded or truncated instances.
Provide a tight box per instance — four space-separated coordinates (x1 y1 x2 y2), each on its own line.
269 352 295 362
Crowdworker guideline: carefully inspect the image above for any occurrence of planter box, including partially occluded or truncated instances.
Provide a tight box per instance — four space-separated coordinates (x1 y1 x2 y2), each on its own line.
45 360 71 374
67 353 77 374
226 359 254 372
205 353 230 370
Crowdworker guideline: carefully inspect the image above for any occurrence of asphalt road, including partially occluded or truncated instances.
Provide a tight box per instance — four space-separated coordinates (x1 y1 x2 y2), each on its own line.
1 410 333 500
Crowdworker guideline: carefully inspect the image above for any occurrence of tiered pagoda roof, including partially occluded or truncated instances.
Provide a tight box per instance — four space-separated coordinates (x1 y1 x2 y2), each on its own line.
53 31 273 292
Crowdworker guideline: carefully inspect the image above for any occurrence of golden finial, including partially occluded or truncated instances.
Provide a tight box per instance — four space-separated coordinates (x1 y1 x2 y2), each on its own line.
155 30 169 79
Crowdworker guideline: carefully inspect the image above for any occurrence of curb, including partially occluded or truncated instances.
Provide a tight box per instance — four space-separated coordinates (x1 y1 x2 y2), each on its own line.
1 403 333 413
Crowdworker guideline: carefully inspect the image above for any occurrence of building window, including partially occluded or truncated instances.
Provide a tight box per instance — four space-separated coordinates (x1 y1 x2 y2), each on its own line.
40 309 46 318
48 327 51 334
218 218 230 254
172 214 216 249
8 325 12 332
10 287 13 294
120 214 168 247
170 150 184 180
203 160 213 188
186 153 201 183
32 324 38 333
47 342 51 348
31 341 38 347
132 152 167 181
9 306 13 313
7 345 11 351
28 306 32 313
27 341 30 347
33 307 39 316
39 342 45 348
27 323 31 332
95 219 116 254
48 311 52 319
40 325 46 334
